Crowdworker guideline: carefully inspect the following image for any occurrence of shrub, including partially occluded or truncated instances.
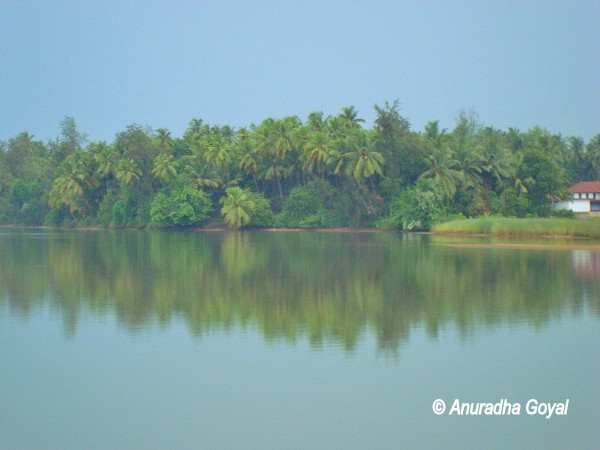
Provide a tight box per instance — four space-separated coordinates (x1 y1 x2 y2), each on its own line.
44 206 74 227
97 187 119 227
500 187 529 218
551 208 576 219
382 180 448 230
150 176 213 227
247 191 274 228
276 186 324 228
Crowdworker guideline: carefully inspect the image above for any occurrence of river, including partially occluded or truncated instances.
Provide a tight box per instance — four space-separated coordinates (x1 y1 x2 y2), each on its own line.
1 229 598 448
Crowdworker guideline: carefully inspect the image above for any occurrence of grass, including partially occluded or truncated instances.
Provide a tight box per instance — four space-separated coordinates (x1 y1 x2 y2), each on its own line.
432 217 600 239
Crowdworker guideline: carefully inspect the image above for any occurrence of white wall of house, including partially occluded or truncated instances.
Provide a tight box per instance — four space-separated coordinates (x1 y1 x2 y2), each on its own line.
554 200 590 213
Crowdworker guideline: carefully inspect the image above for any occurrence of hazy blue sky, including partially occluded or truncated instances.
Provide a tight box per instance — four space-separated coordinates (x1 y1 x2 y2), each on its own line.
1 1 598 143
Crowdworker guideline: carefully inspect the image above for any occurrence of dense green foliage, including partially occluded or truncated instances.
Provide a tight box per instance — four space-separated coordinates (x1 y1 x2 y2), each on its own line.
150 176 213 227
0 105 598 229
220 186 255 229
433 217 600 238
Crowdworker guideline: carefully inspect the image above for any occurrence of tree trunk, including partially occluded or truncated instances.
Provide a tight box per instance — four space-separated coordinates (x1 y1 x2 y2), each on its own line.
276 175 284 205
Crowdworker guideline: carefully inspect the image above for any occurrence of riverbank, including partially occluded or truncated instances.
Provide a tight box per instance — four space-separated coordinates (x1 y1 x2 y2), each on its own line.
432 217 600 239
3 218 600 240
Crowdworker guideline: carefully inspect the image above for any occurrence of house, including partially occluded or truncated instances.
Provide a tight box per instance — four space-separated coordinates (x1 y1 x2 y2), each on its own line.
554 181 600 216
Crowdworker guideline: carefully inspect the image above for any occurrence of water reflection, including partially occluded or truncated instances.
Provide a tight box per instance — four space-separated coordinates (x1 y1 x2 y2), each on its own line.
1 229 598 350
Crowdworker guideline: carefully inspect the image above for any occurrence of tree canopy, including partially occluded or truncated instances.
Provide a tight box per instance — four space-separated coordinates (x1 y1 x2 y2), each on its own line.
0 108 597 229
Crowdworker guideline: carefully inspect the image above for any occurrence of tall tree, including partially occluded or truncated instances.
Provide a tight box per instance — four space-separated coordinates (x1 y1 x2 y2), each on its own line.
154 128 174 153
48 153 94 218
335 130 384 190
152 154 177 184
220 186 256 228
50 116 87 164
338 106 365 130
587 134 600 179
115 159 141 186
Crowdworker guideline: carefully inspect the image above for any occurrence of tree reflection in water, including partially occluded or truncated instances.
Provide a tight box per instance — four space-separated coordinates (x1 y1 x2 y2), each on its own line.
1 229 598 350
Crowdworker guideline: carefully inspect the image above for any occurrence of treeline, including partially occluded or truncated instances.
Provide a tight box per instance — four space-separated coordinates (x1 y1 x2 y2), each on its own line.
0 102 599 229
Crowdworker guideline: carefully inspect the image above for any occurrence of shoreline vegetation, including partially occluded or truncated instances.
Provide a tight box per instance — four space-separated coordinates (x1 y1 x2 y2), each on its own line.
1 104 599 232
433 217 600 239
3 218 599 240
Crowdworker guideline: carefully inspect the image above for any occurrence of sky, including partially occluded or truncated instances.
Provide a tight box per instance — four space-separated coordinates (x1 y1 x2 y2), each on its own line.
1 0 599 144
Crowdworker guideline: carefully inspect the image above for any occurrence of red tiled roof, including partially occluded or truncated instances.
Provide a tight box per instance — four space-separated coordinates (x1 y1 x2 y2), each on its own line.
569 181 600 193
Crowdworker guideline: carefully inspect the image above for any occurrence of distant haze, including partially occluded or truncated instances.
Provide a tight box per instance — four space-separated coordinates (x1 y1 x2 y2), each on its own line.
1 1 598 142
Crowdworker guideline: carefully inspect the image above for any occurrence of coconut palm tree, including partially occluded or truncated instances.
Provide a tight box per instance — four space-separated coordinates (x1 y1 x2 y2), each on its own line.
335 131 384 189
303 130 332 179
154 128 174 153
48 153 92 218
451 138 483 189
306 111 327 133
254 119 288 204
272 117 300 159
93 143 118 179
184 118 204 143
238 142 260 191
152 154 177 184
477 127 511 190
220 186 256 228
115 158 141 185
182 155 222 189
204 134 231 168
338 106 365 130
587 134 600 178
419 142 461 198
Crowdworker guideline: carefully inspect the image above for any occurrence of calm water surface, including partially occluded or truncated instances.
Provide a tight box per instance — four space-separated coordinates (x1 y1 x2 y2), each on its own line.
1 229 599 449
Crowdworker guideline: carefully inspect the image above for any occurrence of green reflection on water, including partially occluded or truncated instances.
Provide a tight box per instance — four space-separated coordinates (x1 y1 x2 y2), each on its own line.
1 229 598 350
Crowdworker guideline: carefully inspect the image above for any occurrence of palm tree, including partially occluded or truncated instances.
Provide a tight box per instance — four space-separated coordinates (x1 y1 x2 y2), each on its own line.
254 119 288 204
419 144 461 198
303 131 332 179
477 127 511 190
451 137 483 189
184 118 204 143
48 154 92 218
152 154 177 184
183 155 222 189
587 134 600 178
260 157 287 205
335 131 384 189
154 128 174 153
306 111 327 133
272 117 300 159
93 143 118 179
238 142 260 191
220 186 256 228
115 158 141 185
204 134 231 167
339 106 365 130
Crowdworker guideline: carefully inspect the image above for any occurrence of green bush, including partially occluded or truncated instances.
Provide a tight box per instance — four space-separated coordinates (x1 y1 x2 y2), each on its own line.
97 187 119 227
551 208 575 219
44 206 74 227
247 191 274 228
500 187 529 218
382 181 448 230
112 191 152 227
150 176 213 227
8 178 49 225
276 186 324 228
